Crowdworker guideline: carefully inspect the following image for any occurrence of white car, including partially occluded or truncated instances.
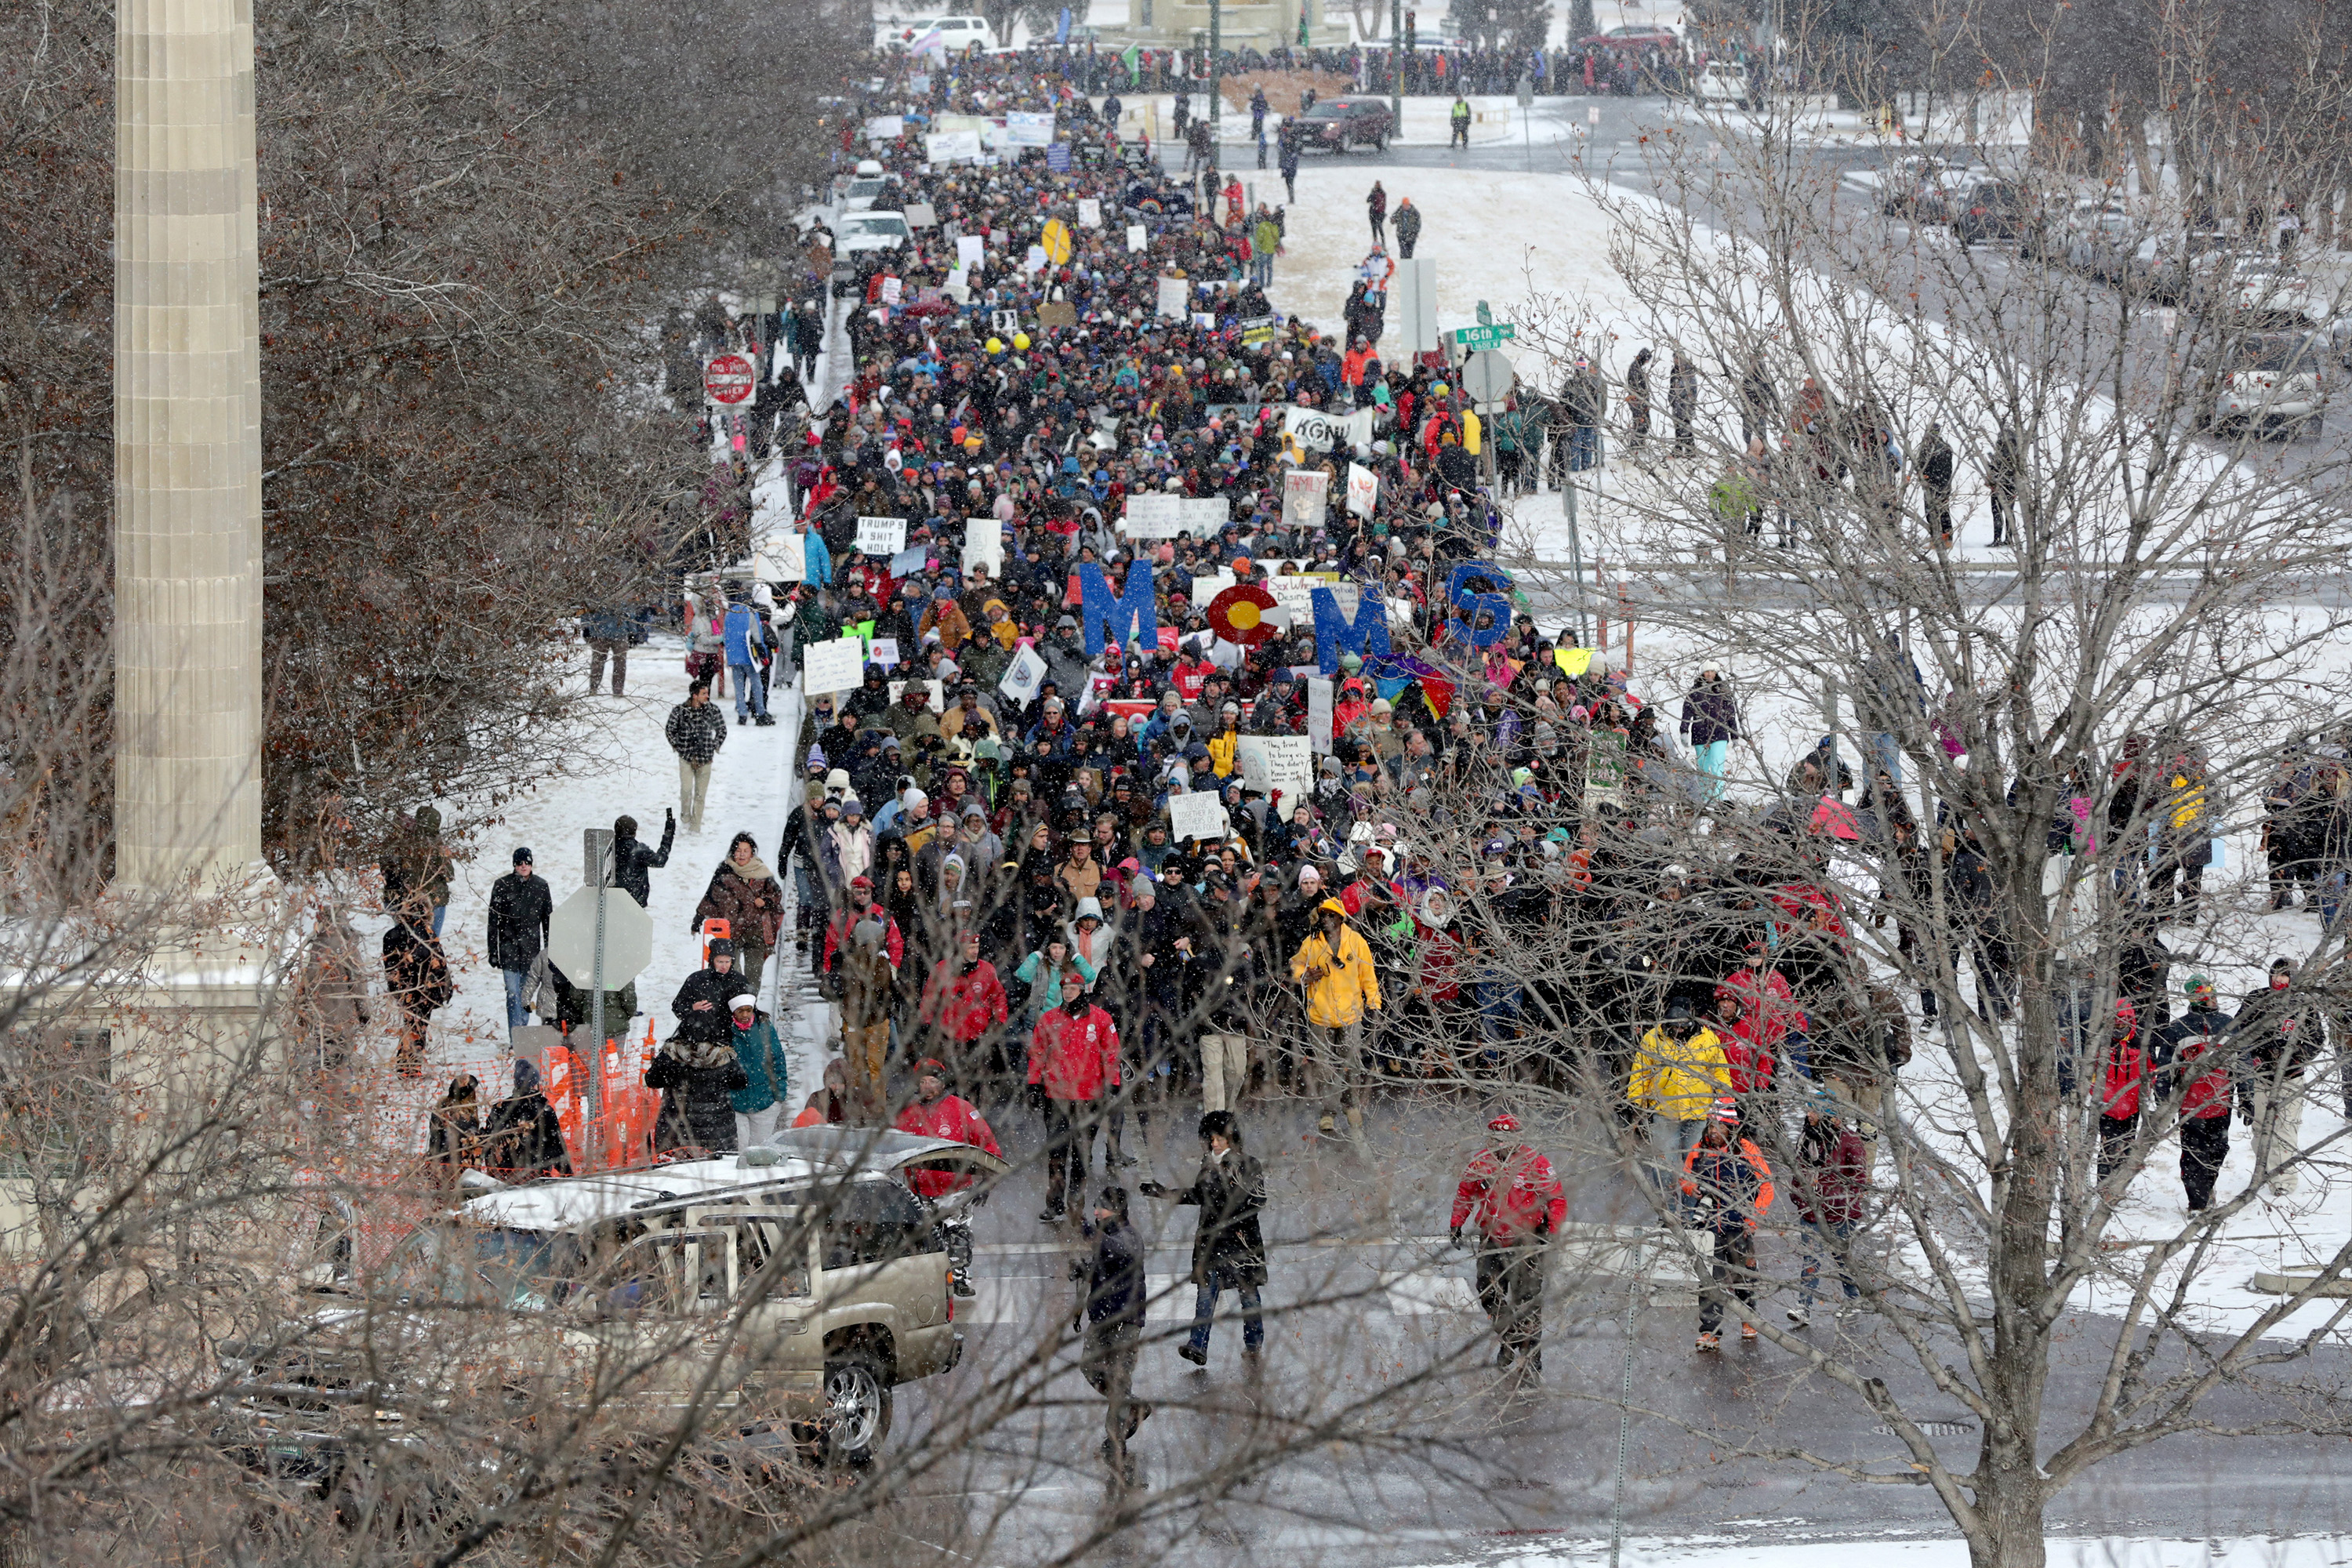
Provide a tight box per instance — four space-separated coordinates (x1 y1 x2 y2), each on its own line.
838 175 892 216
834 211 911 257
1692 63 1750 110
875 13 991 51
2231 257 2319 323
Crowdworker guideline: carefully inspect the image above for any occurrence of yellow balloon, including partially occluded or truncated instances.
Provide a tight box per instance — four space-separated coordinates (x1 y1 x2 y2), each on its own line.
985 337 1004 354
1013 332 1031 350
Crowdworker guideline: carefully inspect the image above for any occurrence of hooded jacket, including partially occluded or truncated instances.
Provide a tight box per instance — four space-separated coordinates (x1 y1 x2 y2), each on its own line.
1290 904 1381 1027
695 855 787 949
1628 1025 1732 1120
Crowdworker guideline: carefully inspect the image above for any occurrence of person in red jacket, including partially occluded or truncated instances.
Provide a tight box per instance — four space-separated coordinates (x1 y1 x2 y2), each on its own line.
919 928 1010 1091
2096 999 2146 1185
1450 1112 1568 1371
1788 1097 1869 1327
1682 1105 1775 1350
2154 975 2236 1212
895 1058 1002 1298
1027 967 1122 1224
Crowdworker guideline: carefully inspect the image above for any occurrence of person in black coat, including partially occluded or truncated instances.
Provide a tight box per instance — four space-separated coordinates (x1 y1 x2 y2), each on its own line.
1678 669 1738 801
480 1058 572 1180
487 847 554 1034
609 811 675 909
651 940 749 1152
382 902 453 1079
1142 1110 1268 1364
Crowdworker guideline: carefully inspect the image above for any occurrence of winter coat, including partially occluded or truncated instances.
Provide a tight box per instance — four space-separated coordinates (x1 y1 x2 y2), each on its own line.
1290 921 1382 1027
729 1013 790 1114
1395 204 1422 249
1793 1119 1867 1226
1027 1002 1121 1102
670 964 745 1048
382 920 454 1018
1628 1025 1732 1120
1171 1148 1269 1285
646 1052 739 1152
666 699 730 764
920 957 1010 1043
722 604 767 665
480 1093 571 1179
1451 1143 1567 1243
609 818 675 909
485 869 553 971
1681 1137 1775 1232
894 1094 1002 1196
695 857 787 949
1678 675 1739 746
2153 1007 2236 1119
2100 1037 2147 1119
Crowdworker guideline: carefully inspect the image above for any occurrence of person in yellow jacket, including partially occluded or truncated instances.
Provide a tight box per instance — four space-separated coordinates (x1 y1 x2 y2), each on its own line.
1207 705 1242 778
1626 1006 1732 1223
1290 898 1382 1141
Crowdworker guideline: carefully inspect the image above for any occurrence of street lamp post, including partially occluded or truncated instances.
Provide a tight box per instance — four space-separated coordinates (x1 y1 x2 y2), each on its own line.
1209 0 1221 140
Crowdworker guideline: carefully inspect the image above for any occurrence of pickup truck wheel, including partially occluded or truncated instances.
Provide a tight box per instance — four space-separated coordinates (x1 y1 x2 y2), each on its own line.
821 1350 892 1468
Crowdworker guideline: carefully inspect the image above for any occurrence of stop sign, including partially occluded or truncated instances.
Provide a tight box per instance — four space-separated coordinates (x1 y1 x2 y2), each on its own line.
545 884 655 990
703 353 757 408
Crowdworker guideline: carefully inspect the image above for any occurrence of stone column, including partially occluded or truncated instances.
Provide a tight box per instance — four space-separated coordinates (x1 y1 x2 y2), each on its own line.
113 0 266 895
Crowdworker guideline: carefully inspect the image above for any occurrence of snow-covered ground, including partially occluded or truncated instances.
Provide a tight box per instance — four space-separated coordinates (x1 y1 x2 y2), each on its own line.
1406 1534 2352 1568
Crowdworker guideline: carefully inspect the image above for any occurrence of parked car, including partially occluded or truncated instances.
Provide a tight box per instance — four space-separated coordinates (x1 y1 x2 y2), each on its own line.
876 13 992 51
2060 201 2138 281
212 1134 1010 1500
1691 62 1752 110
2189 329 2326 439
1293 97 1394 154
2230 256 2321 325
1952 180 2032 247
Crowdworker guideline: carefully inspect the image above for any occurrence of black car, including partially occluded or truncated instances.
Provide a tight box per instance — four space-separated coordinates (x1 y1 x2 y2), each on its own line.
1952 181 2030 248
1294 97 1393 154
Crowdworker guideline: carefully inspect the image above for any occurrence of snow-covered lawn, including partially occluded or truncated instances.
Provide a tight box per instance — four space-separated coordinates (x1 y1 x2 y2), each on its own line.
1410 1534 2352 1568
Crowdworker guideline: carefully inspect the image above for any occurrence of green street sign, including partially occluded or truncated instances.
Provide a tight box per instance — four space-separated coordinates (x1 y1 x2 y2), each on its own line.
1453 321 1516 350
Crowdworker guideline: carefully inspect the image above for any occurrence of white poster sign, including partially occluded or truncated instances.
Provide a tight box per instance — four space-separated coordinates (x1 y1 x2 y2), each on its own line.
889 546 928 577
1283 405 1375 453
1235 735 1314 818
1281 469 1330 532
1122 494 1186 539
999 644 1048 703
1077 198 1102 229
869 637 902 670
1156 276 1187 318
800 636 866 696
1024 245 1049 274
956 234 986 269
1005 111 1056 147
864 115 905 140
1307 677 1334 754
1190 571 1236 608
1167 789 1228 844
855 515 908 556
1127 223 1147 253
1263 573 1319 627
963 517 1004 578
925 130 982 163
1347 461 1379 517
1181 497 1231 535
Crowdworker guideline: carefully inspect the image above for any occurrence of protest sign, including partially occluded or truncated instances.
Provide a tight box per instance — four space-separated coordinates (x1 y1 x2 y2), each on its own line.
1037 300 1077 332
956 234 985 269
1167 790 1228 844
1281 469 1329 532
889 545 928 578
1307 677 1334 753
924 130 982 163
1190 571 1236 609
869 637 902 670
1235 735 1314 819
999 644 1047 703
1005 111 1054 146
855 516 907 556
1024 245 1048 273
1283 404 1375 453
1121 494 1185 539
800 637 865 696
1156 276 1187 319
865 115 905 140
1076 198 1102 228
1127 223 1147 252
1347 462 1379 517
962 517 1004 578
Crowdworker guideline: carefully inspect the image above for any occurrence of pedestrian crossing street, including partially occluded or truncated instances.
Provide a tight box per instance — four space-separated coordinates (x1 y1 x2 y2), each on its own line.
952 1263 1552 1328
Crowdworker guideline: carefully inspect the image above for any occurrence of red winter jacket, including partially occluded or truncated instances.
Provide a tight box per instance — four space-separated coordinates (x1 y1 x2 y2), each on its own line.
1715 967 1799 1051
2100 1040 2146 1119
1451 1144 1568 1243
2173 1033 2233 1120
920 957 1009 1044
893 1094 1002 1196
1028 1004 1122 1102
821 905 906 971
1720 1020 1777 1094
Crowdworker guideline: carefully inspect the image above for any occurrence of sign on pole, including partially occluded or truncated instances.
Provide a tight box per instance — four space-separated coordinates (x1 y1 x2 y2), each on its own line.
800 635 866 695
1461 349 1517 407
1307 677 1335 753
1451 321 1518 352
1167 789 1227 843
547 884 655 990
703 353 757 408
1393 256 1440 358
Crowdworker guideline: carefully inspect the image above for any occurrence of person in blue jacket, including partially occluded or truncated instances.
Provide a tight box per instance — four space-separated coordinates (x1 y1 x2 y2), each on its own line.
723 595 771 725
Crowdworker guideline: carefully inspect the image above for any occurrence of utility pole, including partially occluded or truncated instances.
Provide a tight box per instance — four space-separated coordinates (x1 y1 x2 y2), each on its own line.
1391 0 1403 124
1209 0 1222 142
1563 477 1590 644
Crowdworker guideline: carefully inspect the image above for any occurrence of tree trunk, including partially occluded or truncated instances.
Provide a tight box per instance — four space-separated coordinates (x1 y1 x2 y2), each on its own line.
1969 1472 2051 1568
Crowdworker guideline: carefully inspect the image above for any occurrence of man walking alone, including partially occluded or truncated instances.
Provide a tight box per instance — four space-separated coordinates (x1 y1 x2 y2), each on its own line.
666 678 728 833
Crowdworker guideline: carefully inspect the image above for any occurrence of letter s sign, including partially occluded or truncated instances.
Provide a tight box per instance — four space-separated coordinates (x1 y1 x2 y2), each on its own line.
1446 561 1513 648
